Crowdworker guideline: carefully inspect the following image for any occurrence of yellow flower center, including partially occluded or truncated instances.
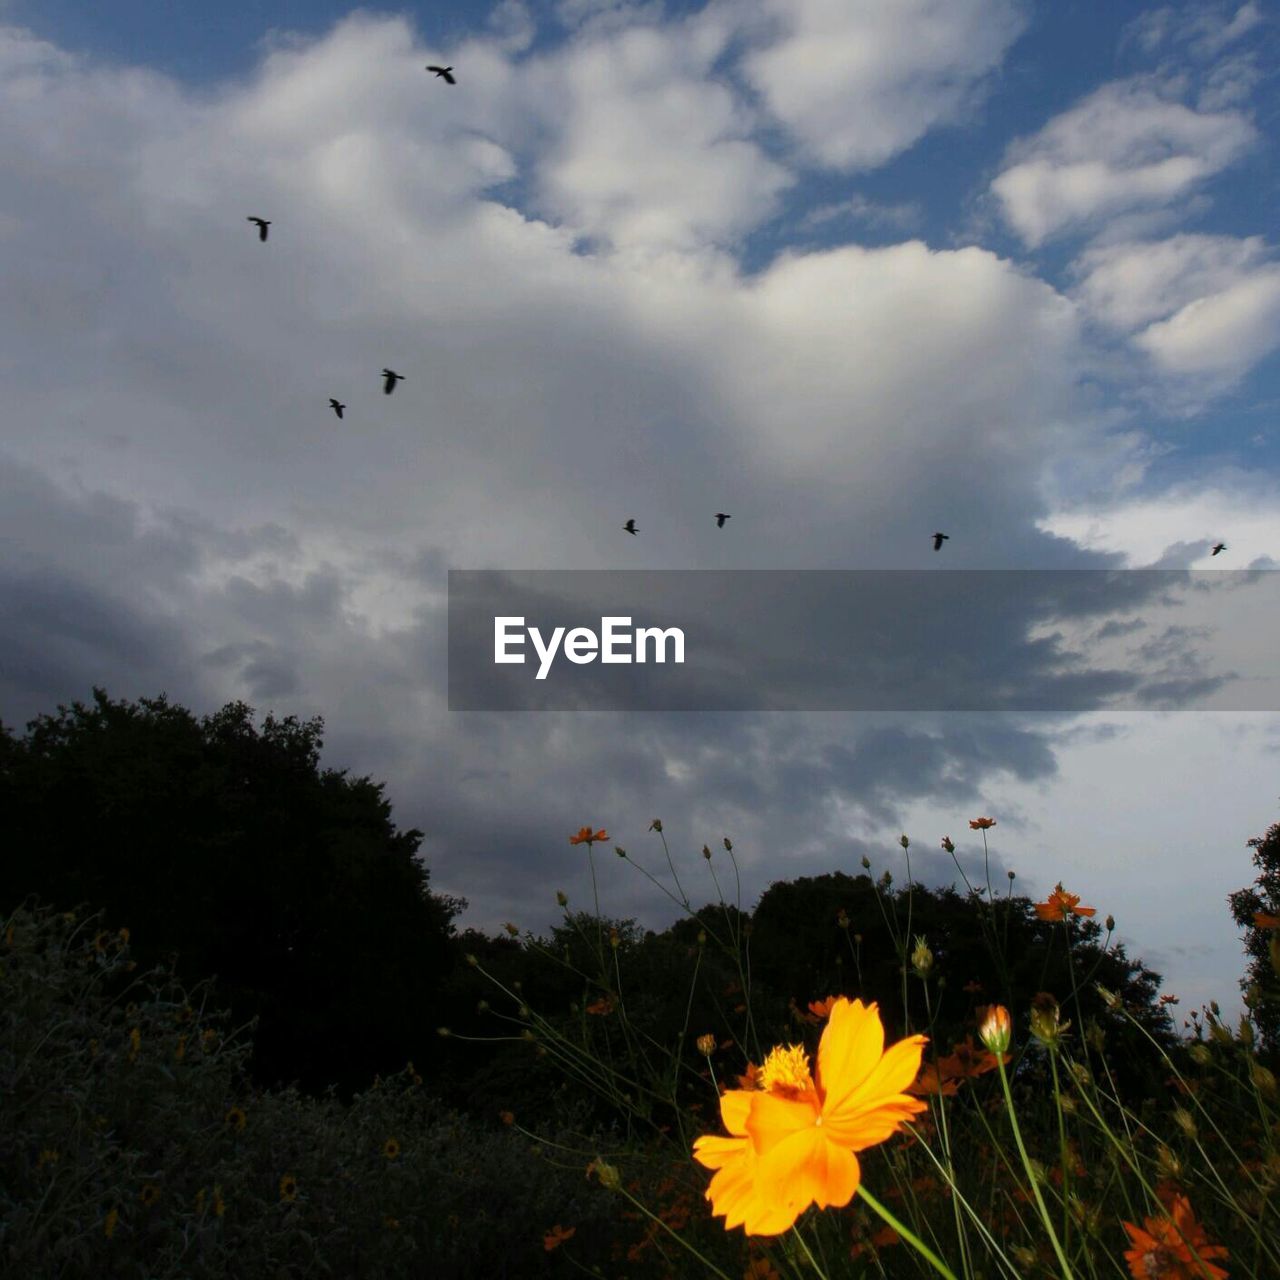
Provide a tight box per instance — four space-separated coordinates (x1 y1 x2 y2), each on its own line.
760 1043 815 1095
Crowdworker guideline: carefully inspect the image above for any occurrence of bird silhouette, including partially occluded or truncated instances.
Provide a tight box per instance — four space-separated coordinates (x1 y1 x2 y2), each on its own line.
715 513 731 528
624 519 638 536
1211 542 1227 556
382 369 405 395
329 399 345 420
932 532 950 551
247 217 271 241
426 65 456 84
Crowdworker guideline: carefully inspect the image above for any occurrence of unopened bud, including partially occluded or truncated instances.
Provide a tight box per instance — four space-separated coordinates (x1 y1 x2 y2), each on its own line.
556 890 568 907
1189 1043 1212 1066
1249 1060 1277 1098
910 936 934 980
702 845 712 860
465 953 478 967
521 1029 535 1043
649 819 662 832
723 837 732 851
1105 914 1115 932
504 922 519 937
941 837 955 854
609 928 620 949
1239 1016 1255 1047
696 1034 716 1056
1173 1107 1196 1138
437 1027 451 1037
615 846 627 858
899 834 910 849
476 999 490 1013
1008 870 1015 881
861 856 871 869
588 1158 621 1190
979 1004 1012 1054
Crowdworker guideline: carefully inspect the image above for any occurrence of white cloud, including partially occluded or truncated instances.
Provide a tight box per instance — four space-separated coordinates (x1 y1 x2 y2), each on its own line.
739 0 1027 170
523 22 793 252
992 78 1257 246
1074 233 1271 331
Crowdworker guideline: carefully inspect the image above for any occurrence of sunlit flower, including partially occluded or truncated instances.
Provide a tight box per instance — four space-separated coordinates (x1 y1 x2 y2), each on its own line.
383 1137 400 1160
278 1174 298 1202
570 827 608 846
544 1224 576 1252
693 998 927 1235
1035 883 1096 922
697 1034 717 1056
969 817 997 830
1122 1193 1228 1279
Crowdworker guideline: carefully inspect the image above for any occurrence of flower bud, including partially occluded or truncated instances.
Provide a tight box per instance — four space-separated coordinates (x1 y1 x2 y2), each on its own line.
702 845 712 860
504 922 519 937
476 999 490 1014
723 837 733 851
437 1027 451 1037
697 929 706 946
1008 870 1015 881
861 856 871 869
1173 1107 1196 1138
587 1158 621 1190
1249 1060 1277 1098
696 1033 716 1056
1189 1043 1212 1066
899 834 910 849
979 1004 1012 1055
1238 1015 1255 1047
615 846 627 858
556 890 568 907
1104 914 1115 932
465 953 478 967
609 928 620 949
649 819 663 832
836 909 850 930
941 837 955 853
910 936 934 980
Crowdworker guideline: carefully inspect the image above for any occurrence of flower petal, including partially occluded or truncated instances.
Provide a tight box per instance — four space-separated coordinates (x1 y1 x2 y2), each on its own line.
745 1091 818 1158
815 998 885 1100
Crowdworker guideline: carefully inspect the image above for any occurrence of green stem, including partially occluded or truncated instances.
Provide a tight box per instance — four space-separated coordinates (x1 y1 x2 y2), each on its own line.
858 1184 960 1280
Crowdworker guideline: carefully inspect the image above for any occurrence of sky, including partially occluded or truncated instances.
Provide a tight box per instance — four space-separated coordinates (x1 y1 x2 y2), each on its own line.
3 0 1280 1030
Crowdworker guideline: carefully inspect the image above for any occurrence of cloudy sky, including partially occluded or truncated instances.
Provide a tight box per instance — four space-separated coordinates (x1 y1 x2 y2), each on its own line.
4 0 1280 1027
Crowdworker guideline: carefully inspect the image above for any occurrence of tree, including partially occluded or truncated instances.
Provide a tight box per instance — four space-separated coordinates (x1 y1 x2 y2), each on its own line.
0 688 459 1097
1228 815 1280 1053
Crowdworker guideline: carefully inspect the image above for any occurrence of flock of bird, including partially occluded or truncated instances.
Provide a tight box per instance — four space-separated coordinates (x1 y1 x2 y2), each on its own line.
243 64 1235 561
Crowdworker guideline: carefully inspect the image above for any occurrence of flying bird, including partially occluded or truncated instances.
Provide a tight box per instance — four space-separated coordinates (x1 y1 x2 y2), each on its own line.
1211 542 1227 556
624 519 638 536
715 513 731 528
247 217 271 241
426 65 456 84
382 369 405 395
329 399 345 420
932 532 950 551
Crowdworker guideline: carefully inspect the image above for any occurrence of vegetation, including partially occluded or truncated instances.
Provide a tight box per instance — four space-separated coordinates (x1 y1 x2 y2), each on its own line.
3 688 1279 1276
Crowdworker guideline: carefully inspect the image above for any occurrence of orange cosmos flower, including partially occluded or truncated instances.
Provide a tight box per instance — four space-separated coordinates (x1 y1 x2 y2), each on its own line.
1122 1193 1229 1280
1254 911 1280 929
693 998 927 1235
570 827 608 846
907 1061 961 1097
543 1224 576 1252
808 995 839 1021
969 817 997 830
1034 882 1096 922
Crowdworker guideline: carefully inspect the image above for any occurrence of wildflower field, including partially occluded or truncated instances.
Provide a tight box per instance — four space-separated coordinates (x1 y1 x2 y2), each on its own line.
5 811 1280 1279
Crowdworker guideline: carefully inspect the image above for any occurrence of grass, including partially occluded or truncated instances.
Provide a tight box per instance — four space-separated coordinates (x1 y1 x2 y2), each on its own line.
4 813 1279 1278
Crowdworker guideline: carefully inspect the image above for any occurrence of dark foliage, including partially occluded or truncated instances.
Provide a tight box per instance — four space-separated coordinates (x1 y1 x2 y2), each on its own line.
0 688 460 1099
1228 817 1280 1054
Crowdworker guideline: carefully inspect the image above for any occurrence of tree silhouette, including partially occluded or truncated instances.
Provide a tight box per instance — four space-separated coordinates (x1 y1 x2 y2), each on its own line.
1228 814 1280 1054
0 688 459 1097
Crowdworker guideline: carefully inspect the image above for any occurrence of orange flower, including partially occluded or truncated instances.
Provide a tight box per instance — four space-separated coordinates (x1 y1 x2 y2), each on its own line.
570 827 608 846
935 1036 1009 1081
585 995 616 1015
736 1061 764 1091
1122 1193 1228 1279
978 1005 1012 1055
808 996 839 1020
907 1062 961 1097
1035 882 1096 922
1254 911 1280 929
693 998 927 1235
969 817 997 830
544 1224 576 1252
